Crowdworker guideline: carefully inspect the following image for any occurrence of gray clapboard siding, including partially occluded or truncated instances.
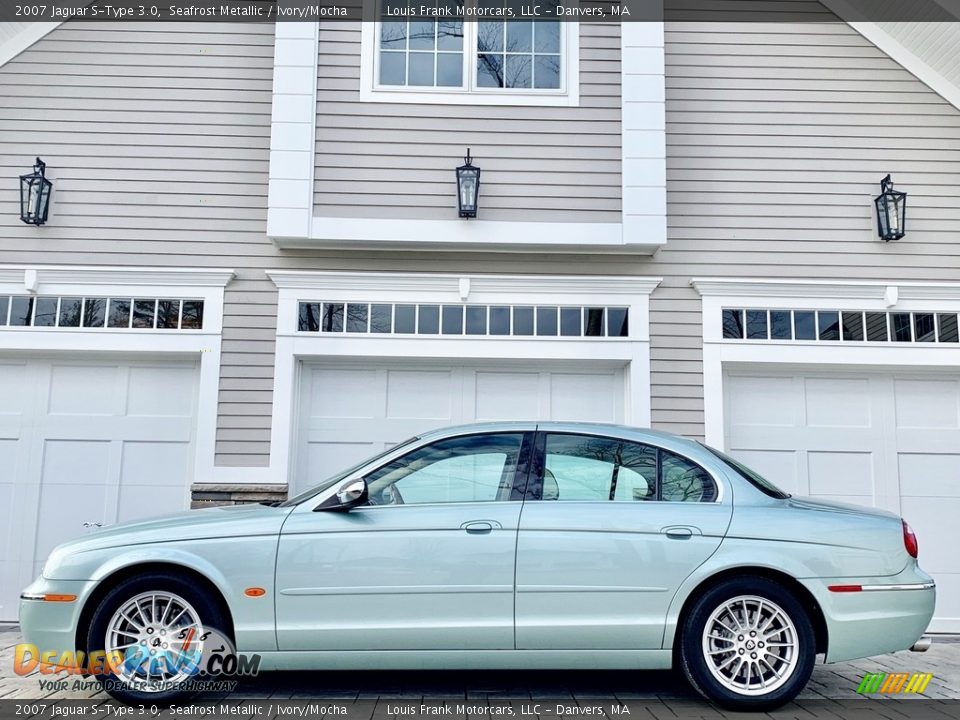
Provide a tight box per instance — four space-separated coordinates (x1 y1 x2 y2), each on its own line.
313 21 622 222
642 16 960 439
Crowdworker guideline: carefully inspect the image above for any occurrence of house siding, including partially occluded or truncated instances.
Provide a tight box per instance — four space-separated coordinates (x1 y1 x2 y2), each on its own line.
312 21 622 223
646 17 960 439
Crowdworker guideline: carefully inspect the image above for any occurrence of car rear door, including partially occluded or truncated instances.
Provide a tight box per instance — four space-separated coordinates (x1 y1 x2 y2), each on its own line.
515 430 733 650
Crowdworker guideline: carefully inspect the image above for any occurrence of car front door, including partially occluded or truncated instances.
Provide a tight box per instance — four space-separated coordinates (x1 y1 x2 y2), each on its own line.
275 431 533 651
515 431 733 650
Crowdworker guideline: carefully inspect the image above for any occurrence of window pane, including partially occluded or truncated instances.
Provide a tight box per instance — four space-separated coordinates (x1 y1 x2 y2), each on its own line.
380 21 406 49
299 302 321 332
892 312 912 342
371 304 392 333
513 306 534 336
722 309 744 339
346 303 369 333
608 307 629 337
504 54 531 88
157 299 180 329
865 312 888 342
560 307 581 336
437 21 463 50
466 306 487 335
793 311 815 340
10 296 34 326
489 306 510 335
477 20 504 52
442 305 464 335
418 304 440 334
818 311 840 341
770 311 791 340
108 299 131 328
82 298 106 328
506 21 532 52
541 434 657 502
322 303 344 333
395 304 416 333
364 433 524 505
533 55 561 89
534 21 560 52
841 311 864 341
409 20 436 50
660 451 717 503
938 314 959 343
437 52 463 87
477 53 504 87
914 313 936 342
0 296 7 325
32 297 56 327
583 308 604 337
58 297 83 328
133 299 156 329
746 310 768 340
181 300 204 329
408 51 435 86
536 306 558 336
379 51 406 85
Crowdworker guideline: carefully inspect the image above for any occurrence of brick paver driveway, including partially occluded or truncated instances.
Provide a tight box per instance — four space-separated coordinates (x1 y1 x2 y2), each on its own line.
2 624 958 707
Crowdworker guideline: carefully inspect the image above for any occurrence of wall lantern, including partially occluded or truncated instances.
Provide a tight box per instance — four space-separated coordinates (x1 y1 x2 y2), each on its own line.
456 148 480 218
20 157 53 226
874 174 906 241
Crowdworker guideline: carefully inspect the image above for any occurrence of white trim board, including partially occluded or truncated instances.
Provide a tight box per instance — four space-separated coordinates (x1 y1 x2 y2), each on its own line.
262 270 662 486
692 278 960 449
0 265 233 491
0 23 62 67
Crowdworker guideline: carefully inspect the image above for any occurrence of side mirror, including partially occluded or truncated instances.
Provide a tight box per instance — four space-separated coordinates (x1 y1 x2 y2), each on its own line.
315 478 368 512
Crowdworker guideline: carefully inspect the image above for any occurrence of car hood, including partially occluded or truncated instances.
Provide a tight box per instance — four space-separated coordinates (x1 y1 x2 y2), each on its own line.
785 495 900 520
45 503 294 565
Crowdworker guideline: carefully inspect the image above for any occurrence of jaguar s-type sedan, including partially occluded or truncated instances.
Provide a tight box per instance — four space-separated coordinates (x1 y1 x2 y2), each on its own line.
21 422 935 710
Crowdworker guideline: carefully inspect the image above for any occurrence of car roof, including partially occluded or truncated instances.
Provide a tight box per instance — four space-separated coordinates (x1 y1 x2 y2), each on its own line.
417 421 706 454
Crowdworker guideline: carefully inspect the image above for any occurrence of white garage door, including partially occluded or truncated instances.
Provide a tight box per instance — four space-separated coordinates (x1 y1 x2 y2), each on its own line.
0 355 200 621
295 360 626 496
724 368 960 632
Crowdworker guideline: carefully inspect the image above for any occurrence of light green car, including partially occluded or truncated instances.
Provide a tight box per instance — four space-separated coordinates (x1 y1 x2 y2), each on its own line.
20 422 935 710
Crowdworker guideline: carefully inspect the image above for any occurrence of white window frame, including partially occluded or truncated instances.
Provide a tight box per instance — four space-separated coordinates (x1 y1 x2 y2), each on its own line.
359 20 580 106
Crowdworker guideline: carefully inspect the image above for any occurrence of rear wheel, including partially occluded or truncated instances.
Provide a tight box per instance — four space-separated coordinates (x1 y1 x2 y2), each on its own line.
679 577 815 711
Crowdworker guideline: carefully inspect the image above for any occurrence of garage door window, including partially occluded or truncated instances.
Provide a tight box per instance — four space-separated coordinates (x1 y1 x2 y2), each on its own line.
0 295 204 330
364 433 525 506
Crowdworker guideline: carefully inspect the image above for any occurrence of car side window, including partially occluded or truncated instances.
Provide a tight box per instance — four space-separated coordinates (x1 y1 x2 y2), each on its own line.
537 434 717 503
542 434 657 502
363 433 524 506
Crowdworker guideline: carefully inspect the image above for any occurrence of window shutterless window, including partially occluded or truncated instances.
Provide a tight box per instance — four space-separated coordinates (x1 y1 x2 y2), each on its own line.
363 10 579 105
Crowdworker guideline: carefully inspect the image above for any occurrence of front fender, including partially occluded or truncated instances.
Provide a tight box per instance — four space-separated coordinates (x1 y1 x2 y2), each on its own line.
53 536 279 652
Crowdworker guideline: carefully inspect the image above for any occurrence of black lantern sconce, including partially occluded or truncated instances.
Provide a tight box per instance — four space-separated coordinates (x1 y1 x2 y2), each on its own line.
456 149 480 218
874 174 906 241
20 157 53 226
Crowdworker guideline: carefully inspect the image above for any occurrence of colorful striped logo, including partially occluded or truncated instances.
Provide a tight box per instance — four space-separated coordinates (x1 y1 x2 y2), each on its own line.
857 672 933 694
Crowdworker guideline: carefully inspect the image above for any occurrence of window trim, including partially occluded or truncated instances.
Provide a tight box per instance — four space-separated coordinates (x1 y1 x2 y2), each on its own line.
526 431 722 504
359 20 580 107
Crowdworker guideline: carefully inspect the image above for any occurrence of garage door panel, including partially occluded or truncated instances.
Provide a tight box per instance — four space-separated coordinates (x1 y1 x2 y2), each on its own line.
803 377 874 428
118 484 188 523
725 368 960 632
894 379 960 429
386 370 457 421
40 416 194 443
126 366 197 418
307 368 381 419
120 441 191 486
474 372 540 421
550 373 620 422
48 365 119 416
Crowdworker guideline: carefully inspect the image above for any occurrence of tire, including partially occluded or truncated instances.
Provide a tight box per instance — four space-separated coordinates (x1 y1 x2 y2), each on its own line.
85 571 228 705
678 576 816 711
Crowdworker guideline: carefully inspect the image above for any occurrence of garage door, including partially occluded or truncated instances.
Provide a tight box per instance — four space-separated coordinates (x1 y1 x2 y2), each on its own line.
724 368 960 632
0 355 200 621
294 360 626 496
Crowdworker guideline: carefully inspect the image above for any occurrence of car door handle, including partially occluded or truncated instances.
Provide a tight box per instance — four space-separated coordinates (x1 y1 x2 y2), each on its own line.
461 521 499 534
662 526 696 539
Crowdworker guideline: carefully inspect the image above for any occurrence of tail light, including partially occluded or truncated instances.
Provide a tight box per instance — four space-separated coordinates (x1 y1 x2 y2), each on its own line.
902 519 919 559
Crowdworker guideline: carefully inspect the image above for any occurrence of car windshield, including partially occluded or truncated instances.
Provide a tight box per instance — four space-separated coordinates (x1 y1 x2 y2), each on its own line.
278 436 420 507
701 444 791 499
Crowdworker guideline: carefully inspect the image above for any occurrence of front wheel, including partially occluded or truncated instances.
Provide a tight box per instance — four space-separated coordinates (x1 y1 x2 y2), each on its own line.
679 577 816 711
